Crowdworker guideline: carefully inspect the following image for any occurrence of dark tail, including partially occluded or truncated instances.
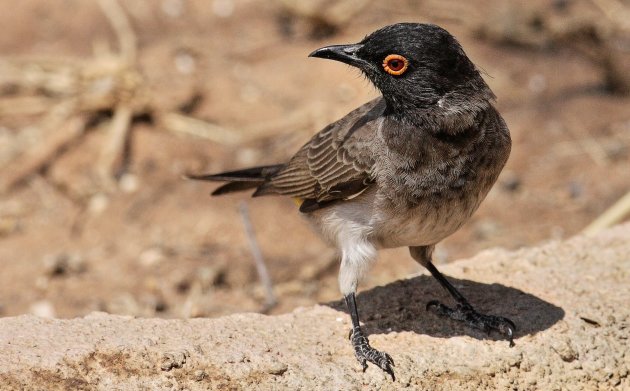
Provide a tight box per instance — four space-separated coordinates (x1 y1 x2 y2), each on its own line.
186 164 283 196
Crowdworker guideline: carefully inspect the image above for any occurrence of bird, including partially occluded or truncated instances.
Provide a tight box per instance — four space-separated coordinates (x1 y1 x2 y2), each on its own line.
188 22 514 381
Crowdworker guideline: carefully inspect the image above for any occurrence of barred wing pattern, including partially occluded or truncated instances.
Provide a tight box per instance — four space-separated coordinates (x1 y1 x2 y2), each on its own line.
254 98 386 208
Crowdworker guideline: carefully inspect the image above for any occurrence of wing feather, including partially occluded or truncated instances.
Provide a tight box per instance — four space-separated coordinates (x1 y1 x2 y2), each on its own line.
254 97 386 207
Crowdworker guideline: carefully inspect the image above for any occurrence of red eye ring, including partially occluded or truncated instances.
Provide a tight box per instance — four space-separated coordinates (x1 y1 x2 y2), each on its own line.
382 54 408 76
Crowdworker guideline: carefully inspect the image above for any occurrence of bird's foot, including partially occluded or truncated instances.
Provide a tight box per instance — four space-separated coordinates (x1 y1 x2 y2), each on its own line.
348 326 395 380
426 300 516 347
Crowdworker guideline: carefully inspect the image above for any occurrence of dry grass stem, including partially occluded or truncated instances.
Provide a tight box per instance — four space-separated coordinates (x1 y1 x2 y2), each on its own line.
239 202 277 312
0 112 85 193
584 191 630 235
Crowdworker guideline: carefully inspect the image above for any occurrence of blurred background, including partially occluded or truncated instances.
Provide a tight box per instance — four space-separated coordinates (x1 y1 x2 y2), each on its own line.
0 0 629 319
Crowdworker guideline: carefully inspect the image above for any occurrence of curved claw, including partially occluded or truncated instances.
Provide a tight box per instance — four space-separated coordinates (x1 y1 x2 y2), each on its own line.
506 329 515 347
382 353 396 381
383 362 395 381
426 299 517 347
373 352 395 381
496 316 516 347
385 352 395 367
350 327 396 381
503 317 517 331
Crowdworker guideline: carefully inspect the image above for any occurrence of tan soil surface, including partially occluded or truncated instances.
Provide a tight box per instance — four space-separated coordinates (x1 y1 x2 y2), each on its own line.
1 224 629 390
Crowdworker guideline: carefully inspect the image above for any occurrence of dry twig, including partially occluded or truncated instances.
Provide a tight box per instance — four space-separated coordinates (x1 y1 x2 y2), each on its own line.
590 0 630 32
97 104 133 188
0 100 85 192
239 202 277 313
97 0 137 62
0 0 144 193
158 112 244 146
95 0 138 187
584 191 630 235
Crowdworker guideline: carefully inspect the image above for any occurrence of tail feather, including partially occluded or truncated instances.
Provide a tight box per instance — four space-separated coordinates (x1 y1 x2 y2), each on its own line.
211 181 261 196
186 164 284 196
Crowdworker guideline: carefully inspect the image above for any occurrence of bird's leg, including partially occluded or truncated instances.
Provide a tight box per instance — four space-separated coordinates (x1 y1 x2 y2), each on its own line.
344 292 395 380
423 261 516 346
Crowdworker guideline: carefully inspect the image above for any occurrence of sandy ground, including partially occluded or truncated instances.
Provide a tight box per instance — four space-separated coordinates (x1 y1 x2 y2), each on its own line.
1 224 628 390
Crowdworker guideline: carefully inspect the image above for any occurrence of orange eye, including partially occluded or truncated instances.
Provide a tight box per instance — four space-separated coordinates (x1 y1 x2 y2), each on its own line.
382 54 408 76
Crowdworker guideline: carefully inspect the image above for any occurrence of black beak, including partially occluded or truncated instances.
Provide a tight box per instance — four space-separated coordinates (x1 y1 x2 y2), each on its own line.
308 44 366 68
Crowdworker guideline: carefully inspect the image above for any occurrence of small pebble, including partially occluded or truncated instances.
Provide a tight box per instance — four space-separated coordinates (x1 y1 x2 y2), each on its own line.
161 350 189 371
30 301 56 318
119 173 139 193
266 362 288 376
193 369 206 381
88 193 109 215
138 247 165 268
197 265 226 289
500 172 521 192
174 51 196 75
43 253 86 277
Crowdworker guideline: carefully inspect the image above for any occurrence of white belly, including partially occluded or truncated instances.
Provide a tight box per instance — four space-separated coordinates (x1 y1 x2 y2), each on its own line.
306 187 479 250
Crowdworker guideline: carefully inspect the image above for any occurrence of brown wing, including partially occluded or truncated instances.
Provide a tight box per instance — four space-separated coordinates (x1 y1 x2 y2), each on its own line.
254 98 385 208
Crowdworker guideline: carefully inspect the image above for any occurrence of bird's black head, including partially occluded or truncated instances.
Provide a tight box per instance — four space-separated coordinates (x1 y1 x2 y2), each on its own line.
310 23 494 125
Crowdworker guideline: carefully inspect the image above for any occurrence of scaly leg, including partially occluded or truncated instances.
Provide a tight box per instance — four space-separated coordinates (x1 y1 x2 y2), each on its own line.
410 246 516 346
345 292 395 380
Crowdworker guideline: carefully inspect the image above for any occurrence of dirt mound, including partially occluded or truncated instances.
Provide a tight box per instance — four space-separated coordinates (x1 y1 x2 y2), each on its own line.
1 224 628 390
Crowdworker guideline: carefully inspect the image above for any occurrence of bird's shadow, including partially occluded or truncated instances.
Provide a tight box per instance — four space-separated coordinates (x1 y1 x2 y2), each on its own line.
325 275 564 342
